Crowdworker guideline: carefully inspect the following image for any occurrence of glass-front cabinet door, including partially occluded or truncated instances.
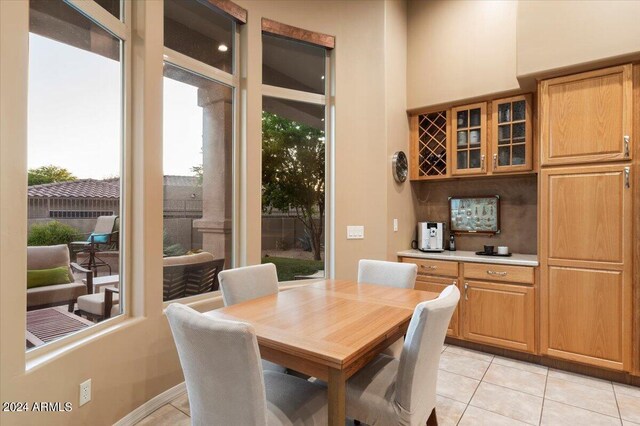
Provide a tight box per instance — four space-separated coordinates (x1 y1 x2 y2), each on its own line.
491 94 533 173
452 102 487 176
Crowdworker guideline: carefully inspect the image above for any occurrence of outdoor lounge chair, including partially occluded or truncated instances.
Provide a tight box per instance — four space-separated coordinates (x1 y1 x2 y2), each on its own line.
27 244 93 312
76 252 224 321
69 215 119 275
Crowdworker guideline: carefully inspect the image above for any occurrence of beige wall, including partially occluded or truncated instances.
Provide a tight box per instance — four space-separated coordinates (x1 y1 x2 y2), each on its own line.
237 0 401 279
407 0 520 110
385 0 417 259
407 0 640 110
0 1 411 425
517 0 640 78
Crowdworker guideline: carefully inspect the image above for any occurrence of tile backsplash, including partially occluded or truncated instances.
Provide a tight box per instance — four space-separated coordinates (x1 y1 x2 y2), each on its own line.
413 175 537 254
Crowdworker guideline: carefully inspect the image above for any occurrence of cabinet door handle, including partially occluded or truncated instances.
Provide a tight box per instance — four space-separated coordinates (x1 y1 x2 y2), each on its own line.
421 265 437 270
464 283 468 300
493 153 498 170
487 270 508 276
624 136 630 158
625 167 630 189
481 154 486 171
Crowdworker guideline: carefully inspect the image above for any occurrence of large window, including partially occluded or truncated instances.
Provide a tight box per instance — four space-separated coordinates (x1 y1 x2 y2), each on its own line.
261 32 329 281
162 0 236 301
26 0 126 349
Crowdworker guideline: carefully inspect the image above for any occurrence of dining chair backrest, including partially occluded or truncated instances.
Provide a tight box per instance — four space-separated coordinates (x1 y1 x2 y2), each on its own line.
395 285 460 423
165 303 268 426
218 263 279 306
357 259 417 289
94 215 117 234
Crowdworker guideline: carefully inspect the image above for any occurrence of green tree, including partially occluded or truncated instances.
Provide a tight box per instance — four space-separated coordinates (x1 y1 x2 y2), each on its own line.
262 111 325 261
28 165 76 186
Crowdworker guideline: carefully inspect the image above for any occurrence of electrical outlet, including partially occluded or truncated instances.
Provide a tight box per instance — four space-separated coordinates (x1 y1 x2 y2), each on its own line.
393 219 398 232
79 379 91 407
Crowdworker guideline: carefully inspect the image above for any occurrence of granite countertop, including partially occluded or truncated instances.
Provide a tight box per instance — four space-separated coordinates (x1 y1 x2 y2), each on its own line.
397 249 539 267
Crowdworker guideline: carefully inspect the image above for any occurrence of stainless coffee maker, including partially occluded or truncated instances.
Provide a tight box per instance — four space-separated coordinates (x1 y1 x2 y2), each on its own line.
413 222 446 252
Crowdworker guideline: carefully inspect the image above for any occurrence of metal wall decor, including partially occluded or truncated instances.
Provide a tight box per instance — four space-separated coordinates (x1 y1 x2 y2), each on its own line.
449 195 500 234
392 151 408 183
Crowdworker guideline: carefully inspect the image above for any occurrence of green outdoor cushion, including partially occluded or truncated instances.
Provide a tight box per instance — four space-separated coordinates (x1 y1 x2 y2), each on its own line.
27 266 72 289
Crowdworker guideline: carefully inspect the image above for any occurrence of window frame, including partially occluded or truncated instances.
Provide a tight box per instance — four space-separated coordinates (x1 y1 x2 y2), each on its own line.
161 3 241 305
25 0 133 358
260 31 334 282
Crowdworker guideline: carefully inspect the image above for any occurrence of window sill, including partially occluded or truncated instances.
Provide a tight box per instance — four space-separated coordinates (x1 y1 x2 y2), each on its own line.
26 314 142 371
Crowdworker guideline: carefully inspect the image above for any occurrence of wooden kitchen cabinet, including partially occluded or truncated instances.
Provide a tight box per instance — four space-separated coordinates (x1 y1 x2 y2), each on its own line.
410 110 450 180
415 275 459 337
540 164 633 371
540 64 633 166
463 262 534 285
402 257 459 278
451 102 488 176
461 280 535 353
491 94 533 173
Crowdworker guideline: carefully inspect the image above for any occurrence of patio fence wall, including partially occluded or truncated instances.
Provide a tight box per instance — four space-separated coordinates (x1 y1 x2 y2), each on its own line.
28 197 322 253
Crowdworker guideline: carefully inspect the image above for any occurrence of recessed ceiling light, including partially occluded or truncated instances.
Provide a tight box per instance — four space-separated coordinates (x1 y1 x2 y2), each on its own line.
321 118 325 121
218 44 228 52
321 75 325 80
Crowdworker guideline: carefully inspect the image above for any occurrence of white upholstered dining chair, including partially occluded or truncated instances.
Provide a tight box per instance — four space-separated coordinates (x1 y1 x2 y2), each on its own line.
166 304 327 426
345 284 460 426
218 263 286 373
357 259 418 358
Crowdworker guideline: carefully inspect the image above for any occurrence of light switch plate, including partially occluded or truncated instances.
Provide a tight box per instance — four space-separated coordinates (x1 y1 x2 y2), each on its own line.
393 219 398 232
347 225 364 239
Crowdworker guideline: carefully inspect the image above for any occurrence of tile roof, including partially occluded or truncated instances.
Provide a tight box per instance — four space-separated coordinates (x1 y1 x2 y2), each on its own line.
28 179 120 199
28 176 200 199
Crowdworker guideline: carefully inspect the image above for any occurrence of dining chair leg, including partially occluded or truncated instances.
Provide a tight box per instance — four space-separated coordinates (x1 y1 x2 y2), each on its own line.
427 408 438 426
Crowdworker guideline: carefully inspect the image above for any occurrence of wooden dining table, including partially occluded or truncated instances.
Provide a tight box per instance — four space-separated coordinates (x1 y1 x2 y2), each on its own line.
205 279 439 425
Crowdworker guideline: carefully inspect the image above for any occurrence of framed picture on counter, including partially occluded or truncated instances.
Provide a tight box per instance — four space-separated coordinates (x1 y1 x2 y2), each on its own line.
449 195 500 234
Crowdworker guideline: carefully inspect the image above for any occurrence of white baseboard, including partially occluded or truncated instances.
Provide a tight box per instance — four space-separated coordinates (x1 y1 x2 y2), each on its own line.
114 382 186 426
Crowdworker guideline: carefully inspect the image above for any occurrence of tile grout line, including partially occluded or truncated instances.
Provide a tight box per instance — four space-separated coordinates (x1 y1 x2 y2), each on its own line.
539 363 549 426
612 386 624 426
454 351 494 425
540 399 623 423
543 375 623 420
481 362 548 398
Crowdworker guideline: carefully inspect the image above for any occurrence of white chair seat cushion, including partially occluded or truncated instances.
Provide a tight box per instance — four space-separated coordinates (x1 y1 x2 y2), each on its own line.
263 360 287 374
77 292 119 316
264 371 327 425
346 354 404 425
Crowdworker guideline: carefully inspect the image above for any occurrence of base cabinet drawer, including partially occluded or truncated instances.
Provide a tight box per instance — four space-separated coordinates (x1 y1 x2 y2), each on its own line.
416 276 459 337
462 280 535 353
402 258 459 278
463 262 534 285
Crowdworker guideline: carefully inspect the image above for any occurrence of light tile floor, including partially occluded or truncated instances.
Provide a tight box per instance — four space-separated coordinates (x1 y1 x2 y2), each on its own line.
136 344 640 426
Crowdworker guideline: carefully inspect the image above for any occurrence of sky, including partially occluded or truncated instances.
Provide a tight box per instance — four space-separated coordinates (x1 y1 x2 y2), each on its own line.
28 33 204 180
